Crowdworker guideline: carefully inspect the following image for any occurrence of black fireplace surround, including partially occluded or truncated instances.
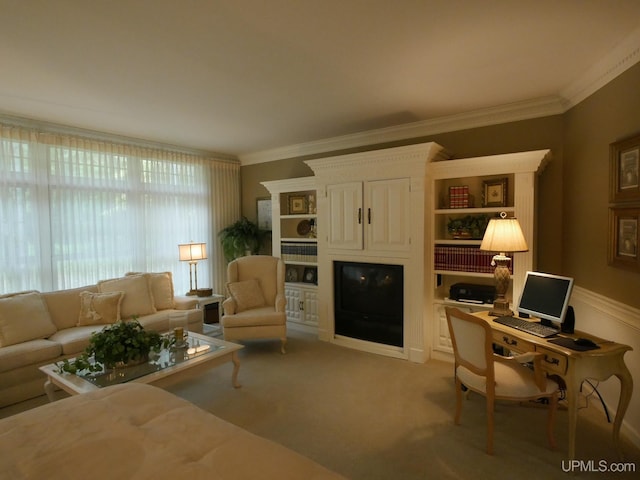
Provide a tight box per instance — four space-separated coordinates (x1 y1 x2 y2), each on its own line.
333 261 404 347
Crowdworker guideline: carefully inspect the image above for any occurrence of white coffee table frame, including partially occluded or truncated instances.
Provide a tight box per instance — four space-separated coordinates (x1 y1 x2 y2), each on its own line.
39 332 243 401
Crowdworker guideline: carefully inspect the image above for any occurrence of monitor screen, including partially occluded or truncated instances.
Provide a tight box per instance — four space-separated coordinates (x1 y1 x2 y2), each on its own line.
517 271 574 327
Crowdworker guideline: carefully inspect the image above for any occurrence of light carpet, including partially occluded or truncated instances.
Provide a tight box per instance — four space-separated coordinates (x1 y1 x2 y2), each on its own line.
2 330 638 479
166 330 639 479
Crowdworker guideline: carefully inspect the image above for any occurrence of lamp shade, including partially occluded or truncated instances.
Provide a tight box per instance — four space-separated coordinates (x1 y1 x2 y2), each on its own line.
178 242 207 261
480 215 528 253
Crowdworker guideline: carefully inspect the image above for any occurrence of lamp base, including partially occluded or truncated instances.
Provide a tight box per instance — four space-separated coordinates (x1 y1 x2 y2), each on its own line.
488 298 514 317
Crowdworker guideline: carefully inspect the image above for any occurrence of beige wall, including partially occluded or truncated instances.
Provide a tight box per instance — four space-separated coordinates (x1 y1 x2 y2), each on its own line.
563 62 640 307
241 62 640 309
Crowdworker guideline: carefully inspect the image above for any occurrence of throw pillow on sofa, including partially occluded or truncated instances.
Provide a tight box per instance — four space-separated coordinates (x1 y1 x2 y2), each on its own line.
227 279 266 313
98 274 156 319
0 291 57 347
126 271 175 310
77 290 124 326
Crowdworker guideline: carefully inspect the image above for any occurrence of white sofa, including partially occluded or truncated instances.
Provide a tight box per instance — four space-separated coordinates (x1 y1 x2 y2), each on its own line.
0 383 344 479
0 272 203 408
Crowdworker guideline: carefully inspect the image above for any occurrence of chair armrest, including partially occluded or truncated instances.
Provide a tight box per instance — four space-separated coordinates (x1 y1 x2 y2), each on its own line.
222 297 237 315
174 296 199 310
496 352 547 392
275 293 286 312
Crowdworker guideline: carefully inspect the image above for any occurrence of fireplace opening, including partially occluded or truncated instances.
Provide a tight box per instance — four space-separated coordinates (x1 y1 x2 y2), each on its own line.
333 261 403 347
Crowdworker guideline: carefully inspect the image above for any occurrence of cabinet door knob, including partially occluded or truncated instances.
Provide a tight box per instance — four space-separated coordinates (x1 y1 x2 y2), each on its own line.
358 207 362 224
368 208 371 224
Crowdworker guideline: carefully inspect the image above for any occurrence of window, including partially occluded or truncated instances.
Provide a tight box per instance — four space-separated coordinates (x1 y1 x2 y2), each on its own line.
0 123 240 294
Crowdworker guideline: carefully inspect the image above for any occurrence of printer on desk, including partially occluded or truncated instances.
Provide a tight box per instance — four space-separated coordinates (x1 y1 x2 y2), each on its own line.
449 283 496 304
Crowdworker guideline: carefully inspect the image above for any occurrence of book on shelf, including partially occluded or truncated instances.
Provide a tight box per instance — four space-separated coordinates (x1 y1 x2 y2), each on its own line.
448 185 473 208
281 242 317 263
434 245 512 274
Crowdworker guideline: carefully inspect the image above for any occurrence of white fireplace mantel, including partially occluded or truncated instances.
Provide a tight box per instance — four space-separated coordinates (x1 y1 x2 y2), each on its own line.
306 142 447 363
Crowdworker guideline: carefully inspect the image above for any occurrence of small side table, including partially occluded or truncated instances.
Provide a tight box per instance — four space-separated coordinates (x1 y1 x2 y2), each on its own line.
195 294 225 324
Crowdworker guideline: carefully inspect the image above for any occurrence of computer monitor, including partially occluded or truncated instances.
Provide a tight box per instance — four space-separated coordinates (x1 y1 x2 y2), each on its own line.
517 271 574 329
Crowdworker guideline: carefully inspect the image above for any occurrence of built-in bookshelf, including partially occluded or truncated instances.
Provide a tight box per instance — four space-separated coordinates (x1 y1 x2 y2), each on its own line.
261 177 318 331
428 150 550 358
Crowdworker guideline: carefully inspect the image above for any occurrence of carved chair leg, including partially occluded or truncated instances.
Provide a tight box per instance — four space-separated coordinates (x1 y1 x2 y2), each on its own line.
280 337 287 354
454 377 463 425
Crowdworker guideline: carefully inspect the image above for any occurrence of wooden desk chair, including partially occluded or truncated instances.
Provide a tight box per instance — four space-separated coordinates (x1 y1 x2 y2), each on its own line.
445 307 560 454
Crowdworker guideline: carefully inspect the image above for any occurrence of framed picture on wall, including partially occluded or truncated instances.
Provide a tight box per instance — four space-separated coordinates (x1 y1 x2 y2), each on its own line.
609 206 639 271
256 197 272 231
610 133 640 203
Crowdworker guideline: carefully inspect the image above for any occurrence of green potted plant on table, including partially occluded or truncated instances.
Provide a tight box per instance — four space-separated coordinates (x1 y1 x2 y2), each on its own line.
219 216 267 262
57 319 173 374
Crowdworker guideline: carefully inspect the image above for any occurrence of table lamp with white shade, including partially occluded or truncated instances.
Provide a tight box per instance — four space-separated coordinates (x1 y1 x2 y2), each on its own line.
178 242 209 296
479 212 528 317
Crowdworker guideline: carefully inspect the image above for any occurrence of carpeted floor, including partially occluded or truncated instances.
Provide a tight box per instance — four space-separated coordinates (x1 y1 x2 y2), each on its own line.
165 330 640 479
2 329 639 479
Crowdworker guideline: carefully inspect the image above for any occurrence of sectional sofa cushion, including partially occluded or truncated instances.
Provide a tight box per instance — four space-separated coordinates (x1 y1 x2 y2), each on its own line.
227 278 266 313
98 274 156 319
77 290 124 326
0 291 57 347
126 271 175 310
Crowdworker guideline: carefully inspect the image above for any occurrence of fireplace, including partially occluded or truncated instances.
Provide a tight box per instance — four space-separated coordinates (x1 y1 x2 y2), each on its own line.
333 261 404 347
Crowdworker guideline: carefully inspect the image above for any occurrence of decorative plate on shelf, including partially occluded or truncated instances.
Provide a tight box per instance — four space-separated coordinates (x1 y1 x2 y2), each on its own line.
296 219 311 236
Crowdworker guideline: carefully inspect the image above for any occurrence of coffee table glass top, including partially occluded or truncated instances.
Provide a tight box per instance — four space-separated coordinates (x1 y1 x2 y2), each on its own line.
77 333 224 388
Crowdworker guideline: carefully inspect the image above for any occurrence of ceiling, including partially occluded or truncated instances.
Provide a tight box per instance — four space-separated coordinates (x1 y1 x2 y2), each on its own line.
1 1 640 164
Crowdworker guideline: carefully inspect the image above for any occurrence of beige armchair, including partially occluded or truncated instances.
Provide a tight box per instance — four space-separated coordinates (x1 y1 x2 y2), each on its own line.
221 255 287 353
445 307 559 454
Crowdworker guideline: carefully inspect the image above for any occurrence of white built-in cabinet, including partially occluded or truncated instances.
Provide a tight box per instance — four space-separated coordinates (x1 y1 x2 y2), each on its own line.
263 145 550 364
285 284 319 327
327 178 411 253
261 177 318 332
306 142 447 362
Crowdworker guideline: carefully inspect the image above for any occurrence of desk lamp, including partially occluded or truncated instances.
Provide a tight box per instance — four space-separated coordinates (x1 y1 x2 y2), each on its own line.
479 212 528 316
178 242 207 296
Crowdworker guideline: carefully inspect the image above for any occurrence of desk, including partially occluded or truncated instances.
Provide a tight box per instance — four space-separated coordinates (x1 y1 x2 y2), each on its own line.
474 311 633 460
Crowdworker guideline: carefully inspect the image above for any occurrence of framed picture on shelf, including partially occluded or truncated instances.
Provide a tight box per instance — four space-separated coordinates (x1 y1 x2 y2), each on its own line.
302 267 317 284
285 265 299 282
288 195 307 214
609 206 639 271
610 133 640 203
256 197 272 231
482 178 508 207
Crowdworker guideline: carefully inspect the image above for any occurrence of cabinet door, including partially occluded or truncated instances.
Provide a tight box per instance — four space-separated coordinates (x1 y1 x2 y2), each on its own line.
327 182 363 250
301 288 318 325
285 286 302 323
366 178 411 252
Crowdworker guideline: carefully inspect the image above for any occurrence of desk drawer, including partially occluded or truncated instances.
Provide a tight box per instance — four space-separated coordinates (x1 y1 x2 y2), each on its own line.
536 346 567 375
492 331 535 353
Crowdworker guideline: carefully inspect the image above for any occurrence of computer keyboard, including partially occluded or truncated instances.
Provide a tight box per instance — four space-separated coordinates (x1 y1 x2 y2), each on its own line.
493 315 559 338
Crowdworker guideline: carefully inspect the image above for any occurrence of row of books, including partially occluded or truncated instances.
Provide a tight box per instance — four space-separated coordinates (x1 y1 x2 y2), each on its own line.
434 245 513 274
448 185 474 208
281 242 318 263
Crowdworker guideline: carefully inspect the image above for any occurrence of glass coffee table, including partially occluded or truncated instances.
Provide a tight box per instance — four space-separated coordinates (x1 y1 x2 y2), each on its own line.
39 331 243 401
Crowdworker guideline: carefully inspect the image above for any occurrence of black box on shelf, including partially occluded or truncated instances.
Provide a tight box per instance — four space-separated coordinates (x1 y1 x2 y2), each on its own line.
449 283 496 304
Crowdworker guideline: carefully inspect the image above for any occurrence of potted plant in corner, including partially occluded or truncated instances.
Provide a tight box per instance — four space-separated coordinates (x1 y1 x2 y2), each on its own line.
56 319 173 374
219 216 267 262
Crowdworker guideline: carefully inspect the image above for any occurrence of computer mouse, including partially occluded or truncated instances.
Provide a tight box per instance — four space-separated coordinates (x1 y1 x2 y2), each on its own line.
574 337 597 348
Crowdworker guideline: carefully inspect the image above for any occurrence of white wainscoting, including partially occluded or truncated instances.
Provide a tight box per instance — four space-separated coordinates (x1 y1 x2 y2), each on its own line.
571 286 640 449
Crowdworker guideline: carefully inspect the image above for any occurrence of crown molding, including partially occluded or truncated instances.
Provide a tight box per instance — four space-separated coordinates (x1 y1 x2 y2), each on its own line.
560 25 640 108
239 97 566 166
241 27 640 167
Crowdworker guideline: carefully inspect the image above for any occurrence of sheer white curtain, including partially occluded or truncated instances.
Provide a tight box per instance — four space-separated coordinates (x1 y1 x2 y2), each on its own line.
0 121 240 295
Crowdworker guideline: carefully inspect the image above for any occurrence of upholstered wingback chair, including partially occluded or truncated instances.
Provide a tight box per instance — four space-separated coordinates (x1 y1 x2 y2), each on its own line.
221 255 287 353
